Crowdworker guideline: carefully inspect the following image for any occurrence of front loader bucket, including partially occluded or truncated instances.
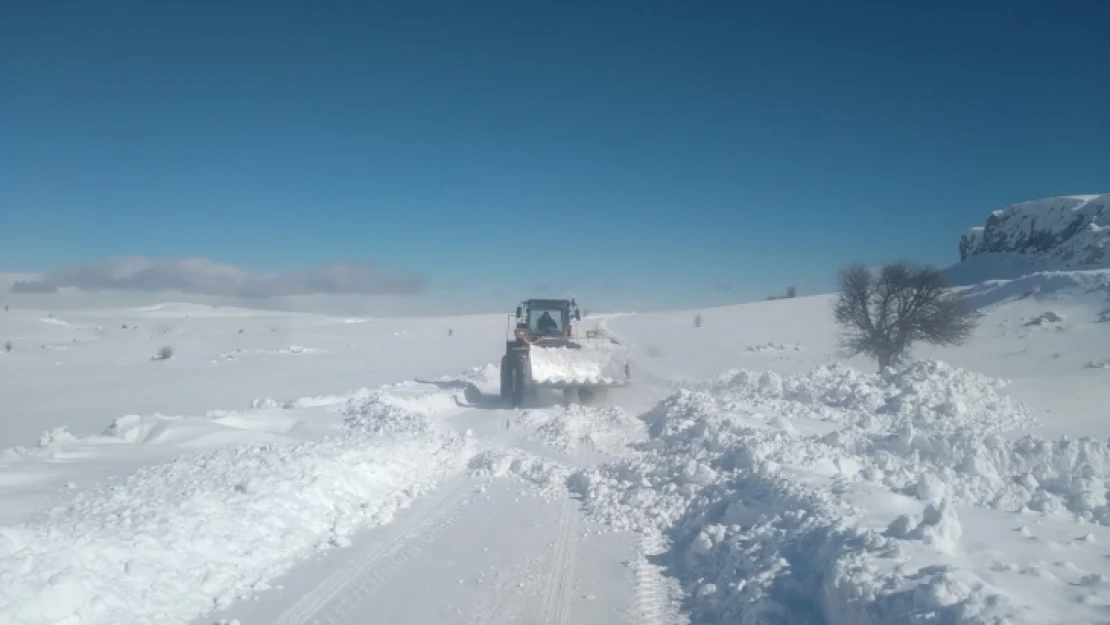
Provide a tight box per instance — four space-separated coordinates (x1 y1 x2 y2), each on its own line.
528 338 631 388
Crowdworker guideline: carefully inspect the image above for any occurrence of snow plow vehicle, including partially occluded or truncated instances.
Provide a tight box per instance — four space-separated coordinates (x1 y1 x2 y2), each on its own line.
500 298 631 407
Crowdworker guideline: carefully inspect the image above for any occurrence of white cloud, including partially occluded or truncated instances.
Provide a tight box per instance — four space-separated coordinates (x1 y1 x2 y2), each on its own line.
10 256 428 298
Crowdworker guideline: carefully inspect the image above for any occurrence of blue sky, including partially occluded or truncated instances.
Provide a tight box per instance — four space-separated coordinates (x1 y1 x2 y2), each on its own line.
3 0 1108 311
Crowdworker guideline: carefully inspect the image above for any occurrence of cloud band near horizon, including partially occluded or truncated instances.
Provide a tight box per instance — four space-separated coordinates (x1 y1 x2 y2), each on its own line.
10 256 428 298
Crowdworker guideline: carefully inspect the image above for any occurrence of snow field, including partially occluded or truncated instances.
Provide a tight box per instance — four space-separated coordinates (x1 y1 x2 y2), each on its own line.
569 359 1110 624
0 385 476 625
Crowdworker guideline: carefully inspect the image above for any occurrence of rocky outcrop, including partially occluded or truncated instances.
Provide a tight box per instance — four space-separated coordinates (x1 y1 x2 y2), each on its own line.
958 194 1108 267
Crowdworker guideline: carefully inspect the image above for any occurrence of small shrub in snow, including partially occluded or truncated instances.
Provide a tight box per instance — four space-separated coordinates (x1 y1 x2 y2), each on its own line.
834 262 977 370
694 313 704 328
152 346 174 361
3 340 11 353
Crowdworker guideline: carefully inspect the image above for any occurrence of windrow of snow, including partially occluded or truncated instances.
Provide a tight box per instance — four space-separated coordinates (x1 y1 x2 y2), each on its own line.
0 386 475 625
697 360 1036 436
570 359 1110 624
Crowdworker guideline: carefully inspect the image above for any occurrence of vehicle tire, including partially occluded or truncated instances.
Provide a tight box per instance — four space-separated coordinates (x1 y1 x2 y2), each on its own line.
510 353 529 408
500 354 513 401
563 387 579 406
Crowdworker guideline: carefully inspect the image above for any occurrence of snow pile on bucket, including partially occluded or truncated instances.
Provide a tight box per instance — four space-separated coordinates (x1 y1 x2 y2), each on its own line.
570 359 1108 624
0 385 474 625
528 340 628 384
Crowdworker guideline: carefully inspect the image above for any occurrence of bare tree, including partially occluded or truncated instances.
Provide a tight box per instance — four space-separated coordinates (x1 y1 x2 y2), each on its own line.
833 262 977 370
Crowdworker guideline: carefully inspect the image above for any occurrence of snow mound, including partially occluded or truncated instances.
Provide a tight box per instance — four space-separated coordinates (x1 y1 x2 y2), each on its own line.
508 404 642 454
468 448 571 499
342 386 461 433
417 363 502 396
0 386 473 625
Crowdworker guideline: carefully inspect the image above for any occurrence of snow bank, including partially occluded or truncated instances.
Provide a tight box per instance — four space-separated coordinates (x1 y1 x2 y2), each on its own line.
0 387 474 625
701 360 1035 434
570 359 1109 624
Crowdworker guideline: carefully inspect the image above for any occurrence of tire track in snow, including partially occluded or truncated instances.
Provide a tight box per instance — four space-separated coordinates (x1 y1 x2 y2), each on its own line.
269 471 475 625
632 532 684 625
538 443 591 625
270 407 521 625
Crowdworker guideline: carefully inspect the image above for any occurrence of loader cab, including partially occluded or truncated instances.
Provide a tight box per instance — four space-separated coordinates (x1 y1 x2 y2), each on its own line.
517 298 581 338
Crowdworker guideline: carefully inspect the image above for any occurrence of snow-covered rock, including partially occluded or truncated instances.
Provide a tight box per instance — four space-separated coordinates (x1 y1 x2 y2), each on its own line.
949 194 1108 284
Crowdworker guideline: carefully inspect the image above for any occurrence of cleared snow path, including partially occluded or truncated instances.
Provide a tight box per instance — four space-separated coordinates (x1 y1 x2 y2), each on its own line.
196 371 657 625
